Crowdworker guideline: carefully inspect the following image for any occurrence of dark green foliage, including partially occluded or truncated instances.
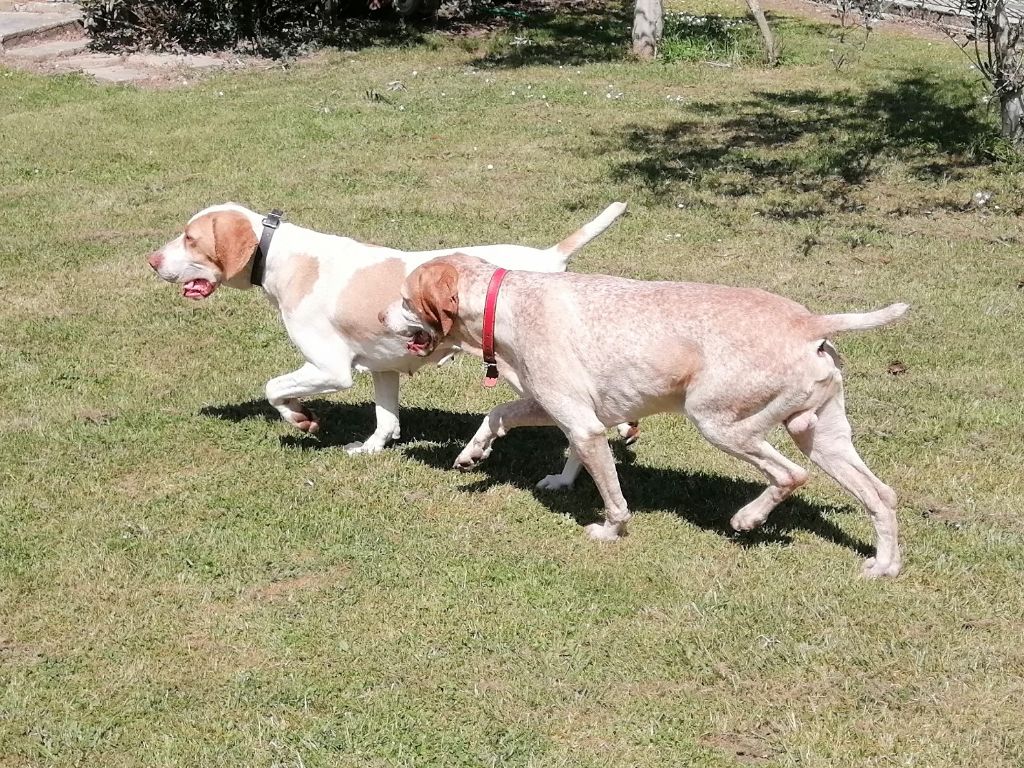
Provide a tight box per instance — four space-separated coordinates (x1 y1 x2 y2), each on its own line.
80 0 429 57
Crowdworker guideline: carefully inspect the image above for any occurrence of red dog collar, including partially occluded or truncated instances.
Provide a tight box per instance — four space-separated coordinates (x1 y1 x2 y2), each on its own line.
481 268 509 387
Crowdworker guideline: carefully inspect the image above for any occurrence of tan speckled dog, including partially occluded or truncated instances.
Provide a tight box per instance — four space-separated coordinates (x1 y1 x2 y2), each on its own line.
381 253 909 578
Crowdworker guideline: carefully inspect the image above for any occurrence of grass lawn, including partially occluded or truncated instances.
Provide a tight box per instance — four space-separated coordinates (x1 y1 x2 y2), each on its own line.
2 1 1023 765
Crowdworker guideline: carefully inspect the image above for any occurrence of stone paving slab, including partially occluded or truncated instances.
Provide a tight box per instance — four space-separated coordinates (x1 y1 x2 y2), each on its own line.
0 10 80 46
0 2 78 12
59 52 151 82
126 52 226 70
3 36 84 58
36 50 235 85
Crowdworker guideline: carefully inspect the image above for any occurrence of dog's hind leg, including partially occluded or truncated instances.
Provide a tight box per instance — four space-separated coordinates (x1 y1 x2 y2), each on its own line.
787 386 901 578
536 447 582 491
690 415 810 533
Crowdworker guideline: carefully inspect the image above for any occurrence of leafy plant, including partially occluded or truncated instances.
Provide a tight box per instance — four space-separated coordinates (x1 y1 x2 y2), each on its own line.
660 12 763 64
80 0 433 56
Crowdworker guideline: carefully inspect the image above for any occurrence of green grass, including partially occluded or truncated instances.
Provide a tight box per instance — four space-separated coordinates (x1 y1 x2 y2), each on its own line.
661 12 765 64
2 1 1024 765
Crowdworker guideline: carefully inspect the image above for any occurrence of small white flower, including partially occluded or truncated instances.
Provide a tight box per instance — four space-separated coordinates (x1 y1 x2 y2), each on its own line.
487 164 494 170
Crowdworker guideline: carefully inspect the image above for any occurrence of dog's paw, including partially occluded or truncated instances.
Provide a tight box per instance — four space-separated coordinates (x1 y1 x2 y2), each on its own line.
730 507 768 532
345 439 384 456
616 421 641 447
536 474 575 491
584 522 622 542
453 444 490 471
287 406 319 434
861 557 902 579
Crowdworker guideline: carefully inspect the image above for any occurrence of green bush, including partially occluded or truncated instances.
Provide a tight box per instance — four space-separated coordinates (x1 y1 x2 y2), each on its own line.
81 0 443 57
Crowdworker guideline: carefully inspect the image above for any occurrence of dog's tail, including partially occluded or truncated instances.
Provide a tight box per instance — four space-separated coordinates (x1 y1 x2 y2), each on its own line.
548 202 627 263
808 302 910 338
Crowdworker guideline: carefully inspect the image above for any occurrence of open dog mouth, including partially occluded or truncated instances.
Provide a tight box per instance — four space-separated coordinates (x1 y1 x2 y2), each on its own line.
406 330 433 356
182 279 217 300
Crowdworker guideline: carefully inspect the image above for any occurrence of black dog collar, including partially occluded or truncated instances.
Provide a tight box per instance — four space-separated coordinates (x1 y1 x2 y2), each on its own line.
250 209 284 287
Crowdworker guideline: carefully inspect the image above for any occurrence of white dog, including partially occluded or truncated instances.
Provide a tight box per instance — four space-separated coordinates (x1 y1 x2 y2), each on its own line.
147 202 627 452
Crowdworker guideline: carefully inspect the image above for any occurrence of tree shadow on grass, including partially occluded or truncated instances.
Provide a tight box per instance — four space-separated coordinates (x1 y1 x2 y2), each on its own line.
470 0 630 67
610 72 994 217
314 0 628 65
201 399 872 558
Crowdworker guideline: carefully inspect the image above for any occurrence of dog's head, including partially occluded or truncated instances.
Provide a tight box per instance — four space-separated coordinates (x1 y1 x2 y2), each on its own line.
146 204 258 299
380 257 460 357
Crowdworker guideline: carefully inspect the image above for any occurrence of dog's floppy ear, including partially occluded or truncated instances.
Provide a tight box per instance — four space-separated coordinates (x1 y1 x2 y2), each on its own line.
410 259 459 337
212 211 258 281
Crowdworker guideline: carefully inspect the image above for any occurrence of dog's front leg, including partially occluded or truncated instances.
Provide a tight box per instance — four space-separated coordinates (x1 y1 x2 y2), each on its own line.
454 398 554 470
265 362 353 433
345 370 401 455
567 431 632 541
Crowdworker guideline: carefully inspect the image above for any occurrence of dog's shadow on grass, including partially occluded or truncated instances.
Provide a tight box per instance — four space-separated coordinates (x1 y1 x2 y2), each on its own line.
201 399 872 557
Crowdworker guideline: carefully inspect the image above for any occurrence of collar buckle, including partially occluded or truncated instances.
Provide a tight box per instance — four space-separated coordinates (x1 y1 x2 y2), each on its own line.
262 209 283 230
251 208 285 288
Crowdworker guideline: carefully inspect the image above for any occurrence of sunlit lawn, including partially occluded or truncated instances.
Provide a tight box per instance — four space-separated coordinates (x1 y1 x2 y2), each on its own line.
1 1 1022 765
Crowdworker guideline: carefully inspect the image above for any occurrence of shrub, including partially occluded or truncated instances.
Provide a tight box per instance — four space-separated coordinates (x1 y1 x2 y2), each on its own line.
81 0 442 57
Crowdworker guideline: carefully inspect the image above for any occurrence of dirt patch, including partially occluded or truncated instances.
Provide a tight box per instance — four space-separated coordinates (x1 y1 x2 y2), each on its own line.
78 407 116 425
702 732 779 764
920 500 969 527
0 637 44 666
243 564 352 603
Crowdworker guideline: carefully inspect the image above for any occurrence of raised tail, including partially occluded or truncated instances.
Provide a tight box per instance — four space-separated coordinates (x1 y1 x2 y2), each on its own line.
808 302 910 338
548 202 627 262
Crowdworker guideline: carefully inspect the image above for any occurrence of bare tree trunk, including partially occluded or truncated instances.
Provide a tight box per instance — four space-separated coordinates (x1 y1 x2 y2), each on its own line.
632 0 663 60
1001 89 1024 145
745 0 778 66
993 0 1024 145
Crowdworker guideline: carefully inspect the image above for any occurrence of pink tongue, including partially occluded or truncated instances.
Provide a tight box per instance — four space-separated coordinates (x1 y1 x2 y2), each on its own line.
407 331 431 355
182 279 216 299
